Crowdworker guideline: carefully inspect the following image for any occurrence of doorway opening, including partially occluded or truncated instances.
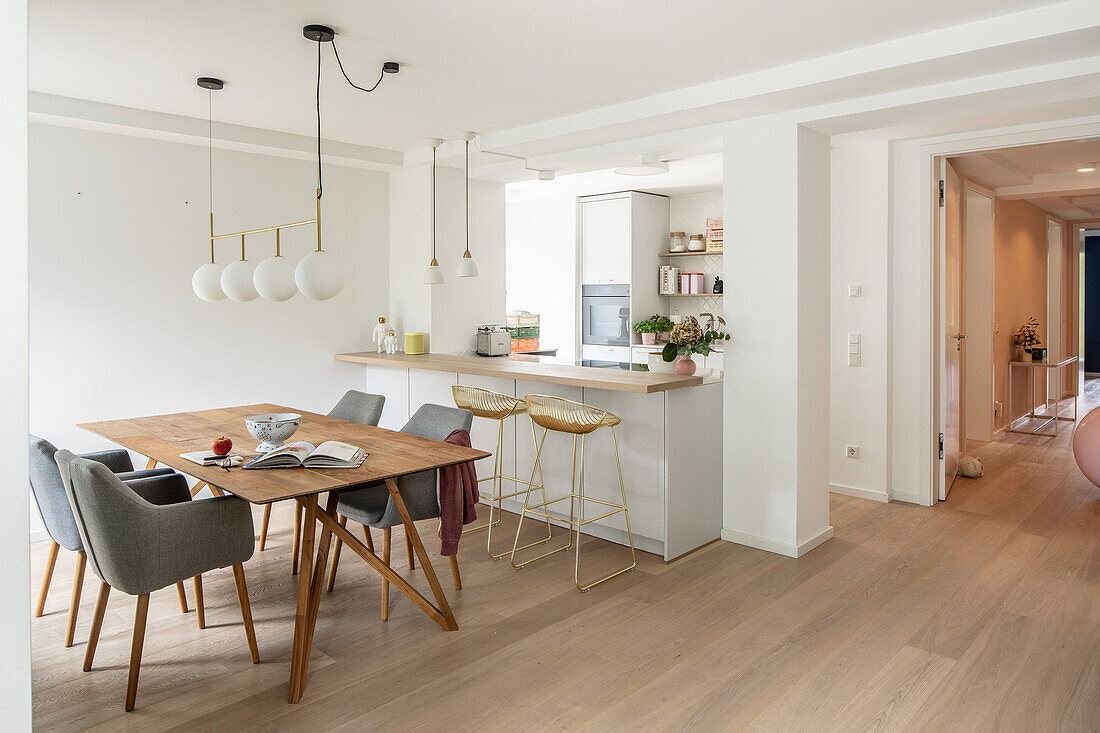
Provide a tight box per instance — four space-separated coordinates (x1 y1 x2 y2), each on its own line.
934 137 1100 500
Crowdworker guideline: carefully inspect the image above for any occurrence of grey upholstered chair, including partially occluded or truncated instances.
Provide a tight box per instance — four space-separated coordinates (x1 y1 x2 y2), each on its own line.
54 450 259 712
327 403 473 619
28 435 194 647
259 390 386 573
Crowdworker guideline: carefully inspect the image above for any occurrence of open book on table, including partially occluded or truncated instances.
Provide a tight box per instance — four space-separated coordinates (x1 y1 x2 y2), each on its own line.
243 440 368 470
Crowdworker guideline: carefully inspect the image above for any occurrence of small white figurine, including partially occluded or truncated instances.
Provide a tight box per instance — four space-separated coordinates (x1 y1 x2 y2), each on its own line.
383 329 398 355
372 316 388 353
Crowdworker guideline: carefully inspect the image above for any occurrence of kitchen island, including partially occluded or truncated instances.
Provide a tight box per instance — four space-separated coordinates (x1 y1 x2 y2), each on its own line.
334 351 723 560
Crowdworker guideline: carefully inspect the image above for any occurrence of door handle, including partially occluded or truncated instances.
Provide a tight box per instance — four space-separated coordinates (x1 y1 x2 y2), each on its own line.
952 334 967 340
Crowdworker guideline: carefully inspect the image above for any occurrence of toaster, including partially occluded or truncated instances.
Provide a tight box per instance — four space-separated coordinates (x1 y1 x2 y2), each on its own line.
476 326 512 357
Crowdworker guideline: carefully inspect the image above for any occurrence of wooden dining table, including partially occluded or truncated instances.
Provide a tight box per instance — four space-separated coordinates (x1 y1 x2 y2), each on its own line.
78 403 490 703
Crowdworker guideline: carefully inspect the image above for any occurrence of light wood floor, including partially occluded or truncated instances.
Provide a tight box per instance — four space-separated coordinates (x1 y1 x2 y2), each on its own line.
30 404 1100 731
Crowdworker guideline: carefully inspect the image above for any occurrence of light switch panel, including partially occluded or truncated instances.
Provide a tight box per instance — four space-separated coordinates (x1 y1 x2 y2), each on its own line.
848 284 862 297
847 332 861 367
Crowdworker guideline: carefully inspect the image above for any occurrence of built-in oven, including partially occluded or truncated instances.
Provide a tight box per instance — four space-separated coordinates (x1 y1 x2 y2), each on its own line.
581 284 631 347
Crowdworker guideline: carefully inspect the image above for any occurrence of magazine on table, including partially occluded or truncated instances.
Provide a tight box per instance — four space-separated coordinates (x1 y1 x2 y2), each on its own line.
243 441 368 470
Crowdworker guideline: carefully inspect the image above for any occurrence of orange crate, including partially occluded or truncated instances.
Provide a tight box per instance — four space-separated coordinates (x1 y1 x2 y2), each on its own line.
511 338 540 353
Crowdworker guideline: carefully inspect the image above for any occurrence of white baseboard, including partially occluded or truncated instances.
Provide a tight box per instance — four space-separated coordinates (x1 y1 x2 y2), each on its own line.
890 490 923 504
829 483 892 503
496 496 664 558
30 529 49 544
720 525 834 558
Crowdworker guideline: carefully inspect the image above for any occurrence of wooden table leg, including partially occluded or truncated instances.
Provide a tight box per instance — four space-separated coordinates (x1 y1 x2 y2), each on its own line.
190 481 209 498
384 478 457 631
144 458 157 470
287 497 317 702
288 493 338 703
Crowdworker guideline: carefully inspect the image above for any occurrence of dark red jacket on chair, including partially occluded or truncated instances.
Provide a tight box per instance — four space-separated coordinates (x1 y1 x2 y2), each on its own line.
439 429 479 556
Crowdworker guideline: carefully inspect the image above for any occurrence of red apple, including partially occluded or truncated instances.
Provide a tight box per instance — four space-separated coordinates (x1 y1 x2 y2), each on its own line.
211 436 233 456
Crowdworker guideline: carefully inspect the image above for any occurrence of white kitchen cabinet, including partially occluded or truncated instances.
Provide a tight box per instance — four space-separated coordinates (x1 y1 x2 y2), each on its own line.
631 346 663 365
580 196 631 285
582 344 631 362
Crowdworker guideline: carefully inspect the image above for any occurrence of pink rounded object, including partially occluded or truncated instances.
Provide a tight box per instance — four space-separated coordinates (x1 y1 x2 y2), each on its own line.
674 355 697 376
1072 407 1100 487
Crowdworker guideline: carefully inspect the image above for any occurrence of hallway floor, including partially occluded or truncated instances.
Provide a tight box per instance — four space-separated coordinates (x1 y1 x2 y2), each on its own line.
29 408 1100 731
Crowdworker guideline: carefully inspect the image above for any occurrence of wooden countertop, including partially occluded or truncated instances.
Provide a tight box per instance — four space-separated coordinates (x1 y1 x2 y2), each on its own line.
334 352 706 394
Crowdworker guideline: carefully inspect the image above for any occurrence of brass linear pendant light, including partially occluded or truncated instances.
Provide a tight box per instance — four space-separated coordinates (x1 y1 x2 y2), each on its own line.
191 23 399 303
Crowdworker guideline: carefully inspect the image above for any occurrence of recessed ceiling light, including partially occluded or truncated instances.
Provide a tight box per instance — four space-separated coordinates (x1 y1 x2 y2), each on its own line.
615 153 669 176
1078 162 1097 173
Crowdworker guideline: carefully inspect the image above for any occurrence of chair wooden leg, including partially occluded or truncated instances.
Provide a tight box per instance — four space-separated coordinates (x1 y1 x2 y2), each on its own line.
381 528 391 621
231 564 260 664
193 575 205 629
406 533 415 571
175 581 188 613
125 594 150 712
363 525 375 552
83 581 110 671
35 541 59 618
292 502 303 575
327 515 348 592
258 504 272 551
449 555 462 591
65 550 87 647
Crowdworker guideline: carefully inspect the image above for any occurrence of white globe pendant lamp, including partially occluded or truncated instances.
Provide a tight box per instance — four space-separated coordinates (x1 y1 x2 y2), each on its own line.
192 261 226 302
221 236 259 302
192 78 227 302
295 249 345 300
456 134 479 279
254 232 298 302
424 139 446 285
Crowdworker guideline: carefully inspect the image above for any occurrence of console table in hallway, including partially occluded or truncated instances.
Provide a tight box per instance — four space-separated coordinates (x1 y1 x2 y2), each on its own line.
1006 356 1078 437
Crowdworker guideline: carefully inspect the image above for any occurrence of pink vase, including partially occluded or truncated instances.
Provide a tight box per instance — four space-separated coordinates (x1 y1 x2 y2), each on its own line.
640 332 656 345
674 354 697 376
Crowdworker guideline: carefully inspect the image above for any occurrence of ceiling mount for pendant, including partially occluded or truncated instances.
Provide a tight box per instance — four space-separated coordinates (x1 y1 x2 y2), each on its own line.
196 77 224 90
302 25 335 43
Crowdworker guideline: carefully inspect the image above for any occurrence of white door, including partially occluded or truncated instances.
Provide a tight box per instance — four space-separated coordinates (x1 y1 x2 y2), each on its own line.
942 160 963 500
580 197 631 284
963 185 994 442
1047 218 1064 401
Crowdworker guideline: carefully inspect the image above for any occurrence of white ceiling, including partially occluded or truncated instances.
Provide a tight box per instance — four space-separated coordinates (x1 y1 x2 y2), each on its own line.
29 0 1066 154
507 153 723 203
949 139 1100 219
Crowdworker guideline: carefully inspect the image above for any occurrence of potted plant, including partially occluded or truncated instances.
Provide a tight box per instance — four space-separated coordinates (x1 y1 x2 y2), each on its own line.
633 316 659 345
652 314 676 342
634 314 675 345
662 315 730 376
1013 317 1041 362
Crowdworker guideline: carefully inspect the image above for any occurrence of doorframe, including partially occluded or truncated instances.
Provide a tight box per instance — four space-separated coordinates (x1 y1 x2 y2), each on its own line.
921 119 1100 506
1074 219 1100 395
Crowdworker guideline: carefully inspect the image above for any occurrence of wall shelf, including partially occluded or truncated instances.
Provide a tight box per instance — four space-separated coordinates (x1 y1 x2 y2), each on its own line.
660 251 723 257
660 293 723 297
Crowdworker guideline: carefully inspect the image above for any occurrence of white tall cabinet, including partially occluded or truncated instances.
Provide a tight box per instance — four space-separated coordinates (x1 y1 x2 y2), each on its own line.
578 191 669 350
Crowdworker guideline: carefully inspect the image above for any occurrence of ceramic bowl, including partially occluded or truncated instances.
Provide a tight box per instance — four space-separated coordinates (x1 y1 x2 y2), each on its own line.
245 413 301 453
647 353 677 374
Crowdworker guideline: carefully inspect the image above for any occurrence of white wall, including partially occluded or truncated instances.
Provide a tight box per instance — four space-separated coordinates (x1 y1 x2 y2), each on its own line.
1 0 33 720
505 193 578 361
721 116 832 557
29 124 389 532
829 142 890 502
388 164 506 355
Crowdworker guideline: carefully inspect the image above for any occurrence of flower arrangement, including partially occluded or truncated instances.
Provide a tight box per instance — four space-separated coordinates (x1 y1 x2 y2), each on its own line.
662 315 730 362
1013 317 1042 352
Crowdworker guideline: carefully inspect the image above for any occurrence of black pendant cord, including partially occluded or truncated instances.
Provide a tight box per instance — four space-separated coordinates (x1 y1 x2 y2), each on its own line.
330 39 386 93
316 40 323 201
207 89 213 215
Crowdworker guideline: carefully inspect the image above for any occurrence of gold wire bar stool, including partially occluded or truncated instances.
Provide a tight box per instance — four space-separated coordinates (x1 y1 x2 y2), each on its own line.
510 394 637 591
451 385 552 558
